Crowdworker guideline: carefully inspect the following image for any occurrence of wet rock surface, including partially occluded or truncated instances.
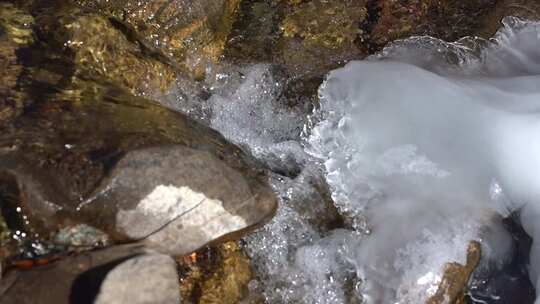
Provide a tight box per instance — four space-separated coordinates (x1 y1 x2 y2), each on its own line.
0 78 276 250
77 0 241 77
0 3 34 126
427 241 482 304
1 0 540 303
78 146 276 255
178 241 253 304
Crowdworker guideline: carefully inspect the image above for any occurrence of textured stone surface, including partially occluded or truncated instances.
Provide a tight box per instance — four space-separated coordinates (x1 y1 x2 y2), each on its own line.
427 241 482 304
95 253 181 304
0 83 276 254
75 146 276 255
0 244 147 304
77 0 241 77
31 3 178 95
0 3 34 126
178 241 252 304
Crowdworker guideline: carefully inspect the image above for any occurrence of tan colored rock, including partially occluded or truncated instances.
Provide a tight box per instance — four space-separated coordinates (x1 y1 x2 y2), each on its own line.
278 0 367 76
51 9 178 95
281 0 365 49
72 145 277 255
426 241 482 304
0 3 34 125
199 242 252 304
0 3 34 46
179 241 253 304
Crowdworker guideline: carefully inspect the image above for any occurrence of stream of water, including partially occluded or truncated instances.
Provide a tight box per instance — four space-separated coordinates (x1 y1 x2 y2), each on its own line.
163 17 540 304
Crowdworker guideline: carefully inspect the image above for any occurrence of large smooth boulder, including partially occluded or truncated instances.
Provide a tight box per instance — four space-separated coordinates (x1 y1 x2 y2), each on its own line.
0 76 276 255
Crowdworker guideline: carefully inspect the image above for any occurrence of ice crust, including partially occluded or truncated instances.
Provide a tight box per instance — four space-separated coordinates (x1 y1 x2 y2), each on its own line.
161 17 540 304
309 17 540 303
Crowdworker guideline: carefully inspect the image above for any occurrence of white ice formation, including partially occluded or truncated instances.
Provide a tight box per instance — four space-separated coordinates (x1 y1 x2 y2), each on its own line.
162 17 540 304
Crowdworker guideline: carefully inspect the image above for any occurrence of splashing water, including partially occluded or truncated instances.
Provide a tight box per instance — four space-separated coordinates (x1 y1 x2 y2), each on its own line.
162 17 540 304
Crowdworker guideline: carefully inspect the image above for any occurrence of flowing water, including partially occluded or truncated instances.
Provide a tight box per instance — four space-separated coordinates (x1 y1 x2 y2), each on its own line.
162 17 540 304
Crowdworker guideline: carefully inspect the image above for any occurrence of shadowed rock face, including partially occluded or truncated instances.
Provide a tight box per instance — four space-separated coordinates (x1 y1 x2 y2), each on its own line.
0 3 34 126
178 241 253 304
0 245 177 304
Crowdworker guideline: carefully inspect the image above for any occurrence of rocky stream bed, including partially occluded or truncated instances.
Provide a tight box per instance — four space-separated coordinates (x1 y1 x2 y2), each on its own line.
1 1 540 303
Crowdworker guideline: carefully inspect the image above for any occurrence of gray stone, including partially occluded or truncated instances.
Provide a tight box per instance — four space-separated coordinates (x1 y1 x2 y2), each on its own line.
0 244 147 304
95 253 181 304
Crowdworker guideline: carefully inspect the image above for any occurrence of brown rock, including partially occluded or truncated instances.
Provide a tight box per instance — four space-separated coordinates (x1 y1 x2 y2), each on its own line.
277 0 367 77
225 0 367 78
369 0 432 47
32 3 178 95
0 3 34 126
426 241 482 304
475 0 540 38
179 241 253 304
0 76 276 254
78 0 242 77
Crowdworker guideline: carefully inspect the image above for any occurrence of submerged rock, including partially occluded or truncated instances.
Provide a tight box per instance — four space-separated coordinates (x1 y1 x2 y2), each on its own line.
226 0 367 78
32 2 178 95
278 0 367 76
53 224 110 249
0 3 34 126
280 0 366 49
78 0 241 77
